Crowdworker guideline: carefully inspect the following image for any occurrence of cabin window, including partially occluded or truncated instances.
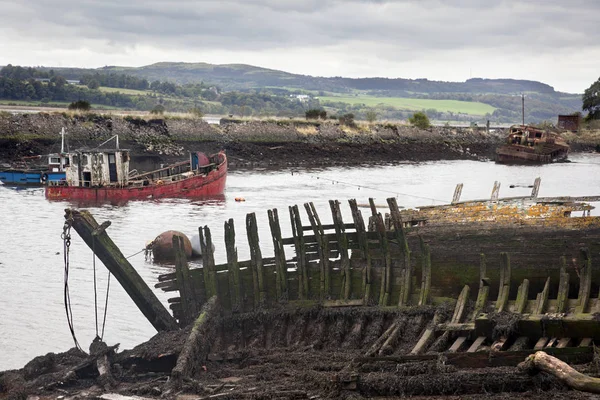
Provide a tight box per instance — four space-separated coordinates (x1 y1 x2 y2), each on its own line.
50 157 60 164
122 152 130 162
72 155 79 164
82 155 88 166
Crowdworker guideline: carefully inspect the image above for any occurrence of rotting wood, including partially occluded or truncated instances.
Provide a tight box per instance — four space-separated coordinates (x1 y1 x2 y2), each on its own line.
387 197 411 306
556 256 569 314
348 199 371 303
369 198 391 306
289 205 308 300
418 236 431 306
452 183 463 204
452 285 470 324
304 202 329 299
534 277 550 315
467 336 486 353
411 313 442 355
246 213 264 306
365 320 400 357
576 248 592 313
519 350 600 394
66 209 178 332
268 208 288 301
199 226 218 300
495 252 511 312
473 254 489 319
173 235 199 326
171 296 219 382
514 279 529 314
330 200 351 300
224 219 242 312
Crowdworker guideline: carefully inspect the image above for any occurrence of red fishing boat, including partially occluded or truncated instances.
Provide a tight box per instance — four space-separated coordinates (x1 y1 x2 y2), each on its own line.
45 139 227 202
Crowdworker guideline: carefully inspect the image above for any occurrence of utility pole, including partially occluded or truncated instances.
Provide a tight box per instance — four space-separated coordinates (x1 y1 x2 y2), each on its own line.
522 94 525 126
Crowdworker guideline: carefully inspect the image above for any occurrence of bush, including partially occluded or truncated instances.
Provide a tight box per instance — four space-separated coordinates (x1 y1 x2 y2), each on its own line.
305 108 327 120
68 100 91 111
189 106 204 118
150 104 165 115
365 110 377 123
408 111 431 129
339 113 356 127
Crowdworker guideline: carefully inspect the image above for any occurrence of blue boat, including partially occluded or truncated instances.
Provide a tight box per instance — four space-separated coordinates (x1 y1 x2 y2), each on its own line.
0 128 68 186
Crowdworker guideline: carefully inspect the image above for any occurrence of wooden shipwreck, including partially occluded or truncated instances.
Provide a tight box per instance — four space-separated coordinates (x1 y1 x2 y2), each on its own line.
496 125 570 164
44 176 600 397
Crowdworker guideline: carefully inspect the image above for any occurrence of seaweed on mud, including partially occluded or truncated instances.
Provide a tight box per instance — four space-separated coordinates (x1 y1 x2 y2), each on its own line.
488 311 521 340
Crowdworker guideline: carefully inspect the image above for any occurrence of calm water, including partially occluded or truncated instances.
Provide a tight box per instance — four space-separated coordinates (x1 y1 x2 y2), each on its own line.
1 154 600 370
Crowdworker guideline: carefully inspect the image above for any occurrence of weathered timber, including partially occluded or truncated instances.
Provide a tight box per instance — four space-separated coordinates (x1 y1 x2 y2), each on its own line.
171 296 219 381
268 208 288 301
452 183 463 204
473 254 489 318
556 256 569 314
411 313 442 355
224 219 242 312
348 199 372 303
289 205 308 299
519 350 600 394
330 200 351 300
418 237 431 306
387 197 411 306
66 209 178 332
576 248 592 313
514 279 529 314
199 226 218 300
534 277 550 315
370 198 391 306
451 285 470 324
491 181 500 201
495 252 511 312
173 235 199 325
246 213 265 306
304 202 329 299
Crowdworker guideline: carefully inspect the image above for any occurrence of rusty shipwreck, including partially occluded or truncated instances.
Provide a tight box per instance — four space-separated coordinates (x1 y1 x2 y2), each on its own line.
496 125 570 164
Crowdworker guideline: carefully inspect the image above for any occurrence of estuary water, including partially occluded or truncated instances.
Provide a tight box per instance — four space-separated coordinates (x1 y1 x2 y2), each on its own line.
1 154 600 370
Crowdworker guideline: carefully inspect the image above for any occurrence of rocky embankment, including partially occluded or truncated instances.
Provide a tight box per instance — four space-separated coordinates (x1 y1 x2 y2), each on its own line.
0 112 595 170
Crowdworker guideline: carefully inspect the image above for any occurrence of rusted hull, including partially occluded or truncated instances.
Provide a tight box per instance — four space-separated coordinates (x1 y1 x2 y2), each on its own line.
45 159 227 202
496 145 569 164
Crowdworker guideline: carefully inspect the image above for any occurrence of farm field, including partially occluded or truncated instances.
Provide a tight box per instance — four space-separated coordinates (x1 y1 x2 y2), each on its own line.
319 95 496 115
99 86 149 95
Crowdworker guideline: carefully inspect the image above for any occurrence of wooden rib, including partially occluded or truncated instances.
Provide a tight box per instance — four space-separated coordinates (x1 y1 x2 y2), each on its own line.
579 338 593 347
473 254 489 319
495 252 511 312
173 234 199 325
289 205 308 300
246 212 265 306
556 256 569 314
348 199 371 302
576 248 592 314
557 338 572 348
387 197 411 306
534 277 551 315
534 337 549 350
451 285 471 324
224 218 242 312
448 336 468 353
268 208 288 301
452 183 463 204
514 279 530 314
369 198 391 306
304 202 329 299
418 237 431 306
467 336 486 353
330 200 351 300
199 226 218 300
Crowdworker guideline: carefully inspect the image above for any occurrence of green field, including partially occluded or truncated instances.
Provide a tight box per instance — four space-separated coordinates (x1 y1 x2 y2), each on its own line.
99 86 149 95
319 95 496 115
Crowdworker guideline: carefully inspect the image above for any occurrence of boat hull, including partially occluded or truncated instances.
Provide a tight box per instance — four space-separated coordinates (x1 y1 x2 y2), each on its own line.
45 158 227 202
0 170 65 186
495 145 569 164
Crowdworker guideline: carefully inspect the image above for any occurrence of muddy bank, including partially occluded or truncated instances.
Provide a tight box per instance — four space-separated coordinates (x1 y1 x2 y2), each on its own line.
0 112 509 171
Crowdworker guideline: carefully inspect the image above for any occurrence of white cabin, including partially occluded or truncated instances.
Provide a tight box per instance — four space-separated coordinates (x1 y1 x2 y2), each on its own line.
65 149 130 187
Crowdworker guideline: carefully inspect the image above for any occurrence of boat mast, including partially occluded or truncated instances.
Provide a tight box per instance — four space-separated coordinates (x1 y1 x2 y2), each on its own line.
60 127 66 154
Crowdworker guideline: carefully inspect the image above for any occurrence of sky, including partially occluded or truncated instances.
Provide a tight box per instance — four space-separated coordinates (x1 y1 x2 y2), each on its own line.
0 0 598 93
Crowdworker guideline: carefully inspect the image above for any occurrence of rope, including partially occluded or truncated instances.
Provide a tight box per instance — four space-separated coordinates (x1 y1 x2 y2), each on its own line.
100 272 111 340
92 236 113 341
62 214 83 352
308 174 448 204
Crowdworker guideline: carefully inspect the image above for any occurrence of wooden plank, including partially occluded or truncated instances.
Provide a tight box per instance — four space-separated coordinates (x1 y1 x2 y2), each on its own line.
173 234 199 325
246 212 264 306
387 197 411 306
473 254 489 319
448 336 468 353
66 209 179 332
369 198 391 306
556 256 569 314
546 338 558 348
304 202 329 300
576 248 592 314
452 183 463 204
411 313 441 355
534 337 549 350
495 252 511 312
467 336 486 353
330 200 351 300
224 219 242 312
514 279 529 314
199 226 218 300
451 285 470 324
418 237 432 306
348 199 371 303
557 338 572 348
579 338 593 347
268 208 288 301
289 205 308 300
534 277 550 315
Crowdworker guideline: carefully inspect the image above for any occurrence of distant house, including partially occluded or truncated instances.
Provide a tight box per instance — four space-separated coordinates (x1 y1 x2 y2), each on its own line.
66 79 81 85
292 94 310 102
34 78 50 83
557 114 580 132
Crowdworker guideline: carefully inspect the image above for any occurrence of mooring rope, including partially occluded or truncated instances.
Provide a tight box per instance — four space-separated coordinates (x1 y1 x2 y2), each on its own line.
62 215 83 352
92 237 112 341
308 174 448 204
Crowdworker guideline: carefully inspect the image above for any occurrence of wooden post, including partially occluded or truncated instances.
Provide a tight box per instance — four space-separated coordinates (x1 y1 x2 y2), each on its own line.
304 202 330 300
496 252 511 312
224 219 242 312
330 200 351 300
452 183 463 204
369 198 391 306
173 235 199 326
531 177 541 198
452 285 471 323
576 248 592 314
535 277 551 314
199 226 218 300
289 205 308 300
473 254 489 319
246 213 265 306
348 199 371 303
268 208 288 301
515 279 530 314
418 237 431 306
66 209 178 332
491 181 501 201
556 256 569 314
387 197 411 306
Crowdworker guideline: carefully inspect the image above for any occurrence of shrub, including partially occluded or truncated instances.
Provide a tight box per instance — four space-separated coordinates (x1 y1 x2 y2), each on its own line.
150 104 165 115
67 100 91 111
408 111 431 129
305 108 327 120
339 113 356 127
365 110 377 123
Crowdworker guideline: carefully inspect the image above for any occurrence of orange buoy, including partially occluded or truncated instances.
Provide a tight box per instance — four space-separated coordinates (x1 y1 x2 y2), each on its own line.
235 197 246 202
149 230 192 263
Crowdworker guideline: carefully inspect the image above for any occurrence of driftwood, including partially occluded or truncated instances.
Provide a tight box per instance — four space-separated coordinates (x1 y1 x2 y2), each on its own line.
519 350 600 394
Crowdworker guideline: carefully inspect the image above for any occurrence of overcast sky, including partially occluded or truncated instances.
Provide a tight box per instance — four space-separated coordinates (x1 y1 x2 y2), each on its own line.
0 0 598 93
